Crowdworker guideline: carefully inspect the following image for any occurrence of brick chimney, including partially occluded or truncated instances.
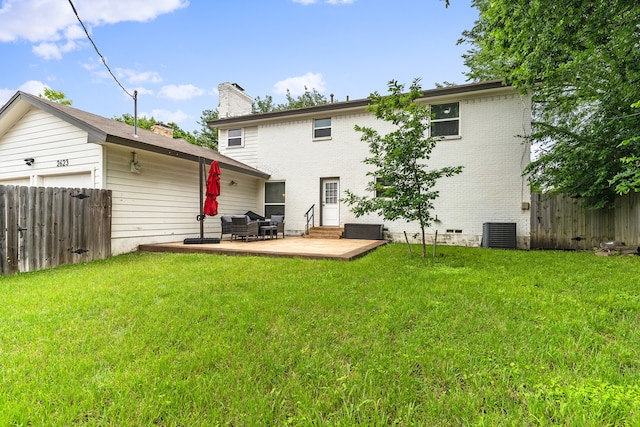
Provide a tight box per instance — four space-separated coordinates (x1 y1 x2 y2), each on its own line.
151 123 173 138
218 82 253 118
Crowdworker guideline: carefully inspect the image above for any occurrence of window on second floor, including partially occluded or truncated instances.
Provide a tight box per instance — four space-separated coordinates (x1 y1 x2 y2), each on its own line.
228 128 243 147
313 118 331 139
431 102 460 137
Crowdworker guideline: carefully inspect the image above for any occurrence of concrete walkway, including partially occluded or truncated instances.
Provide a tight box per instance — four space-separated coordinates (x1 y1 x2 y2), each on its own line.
138 237 387 261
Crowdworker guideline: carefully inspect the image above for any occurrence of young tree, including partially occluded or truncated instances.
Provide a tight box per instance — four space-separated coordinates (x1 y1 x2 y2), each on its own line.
460 0 640 207
40 88 72 105
343 79 463 258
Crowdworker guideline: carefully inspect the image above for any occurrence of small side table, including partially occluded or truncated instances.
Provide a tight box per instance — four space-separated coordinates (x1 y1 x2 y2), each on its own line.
260 225 278 239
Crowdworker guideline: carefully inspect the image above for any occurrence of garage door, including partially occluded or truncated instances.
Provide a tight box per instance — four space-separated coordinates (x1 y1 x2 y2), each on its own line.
0 178 30 186
42 172 93 188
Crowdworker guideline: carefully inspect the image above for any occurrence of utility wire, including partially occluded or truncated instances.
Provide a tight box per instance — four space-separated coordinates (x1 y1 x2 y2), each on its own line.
67 0 134 99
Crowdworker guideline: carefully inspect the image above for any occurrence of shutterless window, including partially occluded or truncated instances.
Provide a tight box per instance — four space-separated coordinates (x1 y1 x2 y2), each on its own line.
431 103 460 137
228 128 243 147
375 177 393 198
313 118 331 138
265 182 285 218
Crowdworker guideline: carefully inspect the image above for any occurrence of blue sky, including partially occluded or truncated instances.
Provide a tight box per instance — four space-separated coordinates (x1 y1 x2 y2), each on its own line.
0 0 478 133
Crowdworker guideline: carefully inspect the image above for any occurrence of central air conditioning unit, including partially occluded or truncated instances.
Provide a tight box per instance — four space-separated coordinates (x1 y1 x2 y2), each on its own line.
482 222 517 249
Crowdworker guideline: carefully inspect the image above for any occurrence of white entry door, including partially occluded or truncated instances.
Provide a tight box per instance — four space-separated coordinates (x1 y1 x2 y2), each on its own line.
321 178 340 226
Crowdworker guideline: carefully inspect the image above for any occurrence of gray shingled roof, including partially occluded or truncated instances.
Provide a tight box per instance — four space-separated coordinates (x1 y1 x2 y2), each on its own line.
0 91 270 179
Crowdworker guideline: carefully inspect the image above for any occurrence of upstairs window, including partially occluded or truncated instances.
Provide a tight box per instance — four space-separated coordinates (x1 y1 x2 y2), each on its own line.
228 128 243 147
431 102 459 137
313 118 331 139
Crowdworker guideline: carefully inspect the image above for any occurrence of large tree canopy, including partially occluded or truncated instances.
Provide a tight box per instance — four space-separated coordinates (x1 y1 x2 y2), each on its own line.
460 0 640 207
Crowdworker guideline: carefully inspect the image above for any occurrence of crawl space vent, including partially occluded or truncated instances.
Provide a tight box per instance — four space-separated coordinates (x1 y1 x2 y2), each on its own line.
482 222 516 249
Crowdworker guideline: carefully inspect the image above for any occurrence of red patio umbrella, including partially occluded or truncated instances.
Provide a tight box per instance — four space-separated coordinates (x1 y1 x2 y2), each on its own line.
203 160 221 216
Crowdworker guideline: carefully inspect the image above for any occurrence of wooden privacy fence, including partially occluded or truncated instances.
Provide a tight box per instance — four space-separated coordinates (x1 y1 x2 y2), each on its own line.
531 192 640 250
0 185 112 275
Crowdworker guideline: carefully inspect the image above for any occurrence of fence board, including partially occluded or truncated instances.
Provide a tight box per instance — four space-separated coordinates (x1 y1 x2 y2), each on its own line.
531 193 639 250
0 185 111 275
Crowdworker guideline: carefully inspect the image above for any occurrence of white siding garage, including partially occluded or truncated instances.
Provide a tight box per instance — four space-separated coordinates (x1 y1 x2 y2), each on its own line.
0 91 270 256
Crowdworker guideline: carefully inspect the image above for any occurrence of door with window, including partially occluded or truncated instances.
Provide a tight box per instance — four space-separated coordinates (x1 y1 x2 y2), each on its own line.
321 178 340 226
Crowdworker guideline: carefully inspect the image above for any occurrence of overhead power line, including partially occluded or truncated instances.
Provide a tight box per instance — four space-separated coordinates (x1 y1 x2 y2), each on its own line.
67 0 134 100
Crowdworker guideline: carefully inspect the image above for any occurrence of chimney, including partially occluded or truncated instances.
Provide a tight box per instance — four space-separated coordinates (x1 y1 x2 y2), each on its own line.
218 82 253 118
151 123 173 138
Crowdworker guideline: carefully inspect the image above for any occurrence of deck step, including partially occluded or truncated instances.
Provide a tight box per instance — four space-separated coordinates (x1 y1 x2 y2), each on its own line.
304 226 344 239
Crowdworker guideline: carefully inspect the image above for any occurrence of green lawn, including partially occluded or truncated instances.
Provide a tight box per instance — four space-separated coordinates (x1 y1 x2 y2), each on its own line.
1 245 639 426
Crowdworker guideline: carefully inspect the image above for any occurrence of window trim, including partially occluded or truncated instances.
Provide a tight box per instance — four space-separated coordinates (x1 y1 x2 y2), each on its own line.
430 102 460 139
227 128 244 148
313 117 332 140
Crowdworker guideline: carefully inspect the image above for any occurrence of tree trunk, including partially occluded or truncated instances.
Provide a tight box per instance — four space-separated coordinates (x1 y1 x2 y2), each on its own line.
421 225 426 259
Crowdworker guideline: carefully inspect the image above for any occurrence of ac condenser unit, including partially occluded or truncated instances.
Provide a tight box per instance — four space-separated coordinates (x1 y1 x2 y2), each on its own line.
482 222 516 249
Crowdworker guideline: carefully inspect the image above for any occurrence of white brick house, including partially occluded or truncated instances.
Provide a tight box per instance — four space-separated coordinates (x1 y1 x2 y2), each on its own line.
210 81 532 248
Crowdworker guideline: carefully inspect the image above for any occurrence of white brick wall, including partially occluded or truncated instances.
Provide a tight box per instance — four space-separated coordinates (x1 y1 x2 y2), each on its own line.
218 87 532 248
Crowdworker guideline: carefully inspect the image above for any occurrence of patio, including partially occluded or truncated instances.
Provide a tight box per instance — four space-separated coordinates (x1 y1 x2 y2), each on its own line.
138 237 387 261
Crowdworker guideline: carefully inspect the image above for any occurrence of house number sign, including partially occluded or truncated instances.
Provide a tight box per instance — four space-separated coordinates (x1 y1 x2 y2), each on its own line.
56 159 70 167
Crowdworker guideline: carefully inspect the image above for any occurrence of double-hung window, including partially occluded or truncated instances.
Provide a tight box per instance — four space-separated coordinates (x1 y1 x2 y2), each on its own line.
431 103 460 137
313 118 331 139
228 128 243 147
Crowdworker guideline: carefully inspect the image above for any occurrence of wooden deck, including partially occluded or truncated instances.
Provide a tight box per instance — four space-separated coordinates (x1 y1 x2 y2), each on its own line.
138 237 387 261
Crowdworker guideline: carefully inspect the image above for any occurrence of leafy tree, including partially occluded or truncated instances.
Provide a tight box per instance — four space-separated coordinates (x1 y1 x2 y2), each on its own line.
252 87 328 113
343 79 463 258
113 114 197 145
194 109 219 150
40 88 72 105
113 113 157 131
611 101 640 195
252 95 278 114
459 0 640 208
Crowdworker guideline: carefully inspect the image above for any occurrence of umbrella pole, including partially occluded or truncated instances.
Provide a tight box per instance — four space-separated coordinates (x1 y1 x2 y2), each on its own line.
199 157 205 239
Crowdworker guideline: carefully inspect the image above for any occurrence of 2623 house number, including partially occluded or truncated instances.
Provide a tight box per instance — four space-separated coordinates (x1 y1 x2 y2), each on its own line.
56 159 70 167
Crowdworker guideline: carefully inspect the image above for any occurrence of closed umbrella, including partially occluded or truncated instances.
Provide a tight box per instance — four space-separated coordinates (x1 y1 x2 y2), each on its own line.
203 160 221 216
184 158 221 244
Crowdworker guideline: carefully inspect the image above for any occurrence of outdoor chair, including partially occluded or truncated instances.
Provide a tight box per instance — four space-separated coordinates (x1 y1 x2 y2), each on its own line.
231 215 260 241
244 210 265 221
220 216 234 240
270 215 285 239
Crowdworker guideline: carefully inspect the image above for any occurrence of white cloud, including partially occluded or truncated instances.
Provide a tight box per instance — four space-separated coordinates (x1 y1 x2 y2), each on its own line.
116 68 163 85
274 72 326 96
0 0 189 59
158 84 205 100
141 108 189 124
0 80 48 105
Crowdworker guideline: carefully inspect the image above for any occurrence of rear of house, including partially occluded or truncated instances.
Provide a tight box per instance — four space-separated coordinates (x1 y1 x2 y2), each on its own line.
210 81 532 248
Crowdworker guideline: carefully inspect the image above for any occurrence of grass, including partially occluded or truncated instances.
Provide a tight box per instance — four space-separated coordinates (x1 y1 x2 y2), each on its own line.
0 245 639 426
